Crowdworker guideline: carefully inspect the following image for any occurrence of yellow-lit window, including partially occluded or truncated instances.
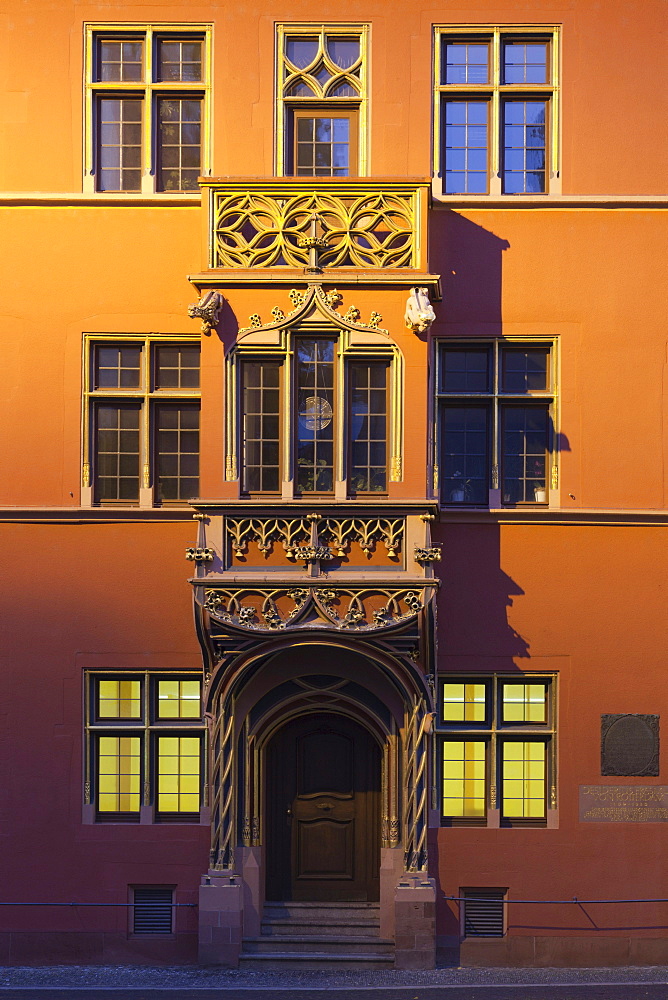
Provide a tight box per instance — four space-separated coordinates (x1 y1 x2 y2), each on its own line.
157 679 201 718
98 679 142 718
157 736 201 812
443 740 487 817
98 735 141 811
502 683 547 723
502 741 545 818
443 682 487 722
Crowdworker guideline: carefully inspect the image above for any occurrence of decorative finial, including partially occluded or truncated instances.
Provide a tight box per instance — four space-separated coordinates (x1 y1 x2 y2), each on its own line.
298 213 330 274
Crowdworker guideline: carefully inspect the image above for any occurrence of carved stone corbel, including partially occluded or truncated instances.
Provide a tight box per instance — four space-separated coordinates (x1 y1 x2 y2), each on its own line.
404 286 436 334
188 290 223 335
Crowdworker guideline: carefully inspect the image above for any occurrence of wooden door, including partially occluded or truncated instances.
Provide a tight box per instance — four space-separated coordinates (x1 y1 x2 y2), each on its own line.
266 713 380 901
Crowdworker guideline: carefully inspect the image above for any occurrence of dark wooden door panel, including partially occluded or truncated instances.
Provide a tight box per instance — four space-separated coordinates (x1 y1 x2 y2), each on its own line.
297 818 353 879
266 711 380 901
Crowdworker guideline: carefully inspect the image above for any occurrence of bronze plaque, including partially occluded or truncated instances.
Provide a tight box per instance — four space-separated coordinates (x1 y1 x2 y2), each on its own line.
580 785 668 822
600 714 659 776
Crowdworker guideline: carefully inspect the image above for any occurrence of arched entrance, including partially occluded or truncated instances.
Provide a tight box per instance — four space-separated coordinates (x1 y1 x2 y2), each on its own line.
265 712 381 902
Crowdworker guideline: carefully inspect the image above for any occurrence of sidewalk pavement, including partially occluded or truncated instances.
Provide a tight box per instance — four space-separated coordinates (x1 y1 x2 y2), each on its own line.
0 964 667 990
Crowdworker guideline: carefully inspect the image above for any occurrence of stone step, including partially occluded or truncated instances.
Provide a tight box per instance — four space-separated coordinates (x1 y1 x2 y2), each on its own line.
242 934 393 955
263 902 380 923
261 918 380 937
238 952 394 971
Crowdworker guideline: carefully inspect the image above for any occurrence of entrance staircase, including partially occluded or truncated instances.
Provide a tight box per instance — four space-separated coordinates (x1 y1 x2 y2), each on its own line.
239 901 395 969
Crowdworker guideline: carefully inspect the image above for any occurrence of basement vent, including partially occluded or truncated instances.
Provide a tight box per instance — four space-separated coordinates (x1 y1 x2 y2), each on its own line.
132 886 174 935
462 889 506 937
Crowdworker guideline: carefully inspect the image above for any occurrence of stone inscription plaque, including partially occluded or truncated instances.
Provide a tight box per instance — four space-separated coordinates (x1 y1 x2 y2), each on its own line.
580 785 668 822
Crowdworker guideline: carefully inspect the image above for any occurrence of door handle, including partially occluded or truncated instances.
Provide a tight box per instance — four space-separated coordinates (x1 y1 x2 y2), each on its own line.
286 806 292 816
318 802 333 811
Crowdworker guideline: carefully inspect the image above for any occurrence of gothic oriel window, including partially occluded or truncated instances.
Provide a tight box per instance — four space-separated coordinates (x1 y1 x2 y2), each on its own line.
84 24 211 193
277 24 368 176
234 330 396 497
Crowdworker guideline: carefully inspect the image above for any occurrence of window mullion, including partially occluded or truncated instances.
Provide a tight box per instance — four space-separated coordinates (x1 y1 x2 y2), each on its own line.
141 342 152 502
489 31 501 193
84 27 95 190
143 673 150 808
141 84 153 194
84 672 92 805
491 341 499 490
336 343 345 490
490 675 498 809
551 31 560 181
283 346 292 497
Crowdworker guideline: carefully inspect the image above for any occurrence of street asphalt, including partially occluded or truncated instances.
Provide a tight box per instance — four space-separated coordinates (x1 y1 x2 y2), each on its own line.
1 987 668 1000
1 967 668 998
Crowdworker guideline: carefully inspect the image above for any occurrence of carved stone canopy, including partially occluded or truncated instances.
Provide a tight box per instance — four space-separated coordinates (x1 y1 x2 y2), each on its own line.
198 583 435 635
238 283 388 339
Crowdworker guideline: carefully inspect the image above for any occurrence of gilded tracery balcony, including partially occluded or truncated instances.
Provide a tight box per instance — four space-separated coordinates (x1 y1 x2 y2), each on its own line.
190 178 436 289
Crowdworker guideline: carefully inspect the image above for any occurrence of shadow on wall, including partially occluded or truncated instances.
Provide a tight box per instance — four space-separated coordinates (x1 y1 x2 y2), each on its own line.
215 296 239 349
436 522 530 668
432 522 530 965
430 210 510 333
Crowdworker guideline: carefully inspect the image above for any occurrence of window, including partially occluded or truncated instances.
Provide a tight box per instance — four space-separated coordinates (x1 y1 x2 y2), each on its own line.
83 336 200 505
434 26 560 195
436 340 556 506
86 673 205 821
84 24 211 193
439 676 555 826
236 335 394 497
276 24 368 176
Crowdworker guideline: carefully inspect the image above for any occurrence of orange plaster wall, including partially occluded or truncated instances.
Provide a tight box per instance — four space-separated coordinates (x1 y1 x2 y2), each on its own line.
2 206 664 508
432 208 668 511
0 522 207 927
0 0 666 963
435 521 668 928
0 0 665 193
0 206 200 507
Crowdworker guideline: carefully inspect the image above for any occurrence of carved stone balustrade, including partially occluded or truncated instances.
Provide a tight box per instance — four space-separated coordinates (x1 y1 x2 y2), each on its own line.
189 179 440 293
187 503 440 642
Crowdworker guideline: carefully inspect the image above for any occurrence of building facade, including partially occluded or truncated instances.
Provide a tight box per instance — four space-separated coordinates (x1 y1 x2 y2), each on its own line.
1 0 667 969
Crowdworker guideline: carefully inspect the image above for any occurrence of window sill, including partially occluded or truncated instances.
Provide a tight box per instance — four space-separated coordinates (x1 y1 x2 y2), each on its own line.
440 809 557 829
431 192 668 209
0 192 202 207
441 504 551 511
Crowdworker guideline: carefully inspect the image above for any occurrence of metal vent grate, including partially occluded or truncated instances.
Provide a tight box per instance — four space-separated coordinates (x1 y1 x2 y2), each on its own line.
463 889 506 937
132 886 174 935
